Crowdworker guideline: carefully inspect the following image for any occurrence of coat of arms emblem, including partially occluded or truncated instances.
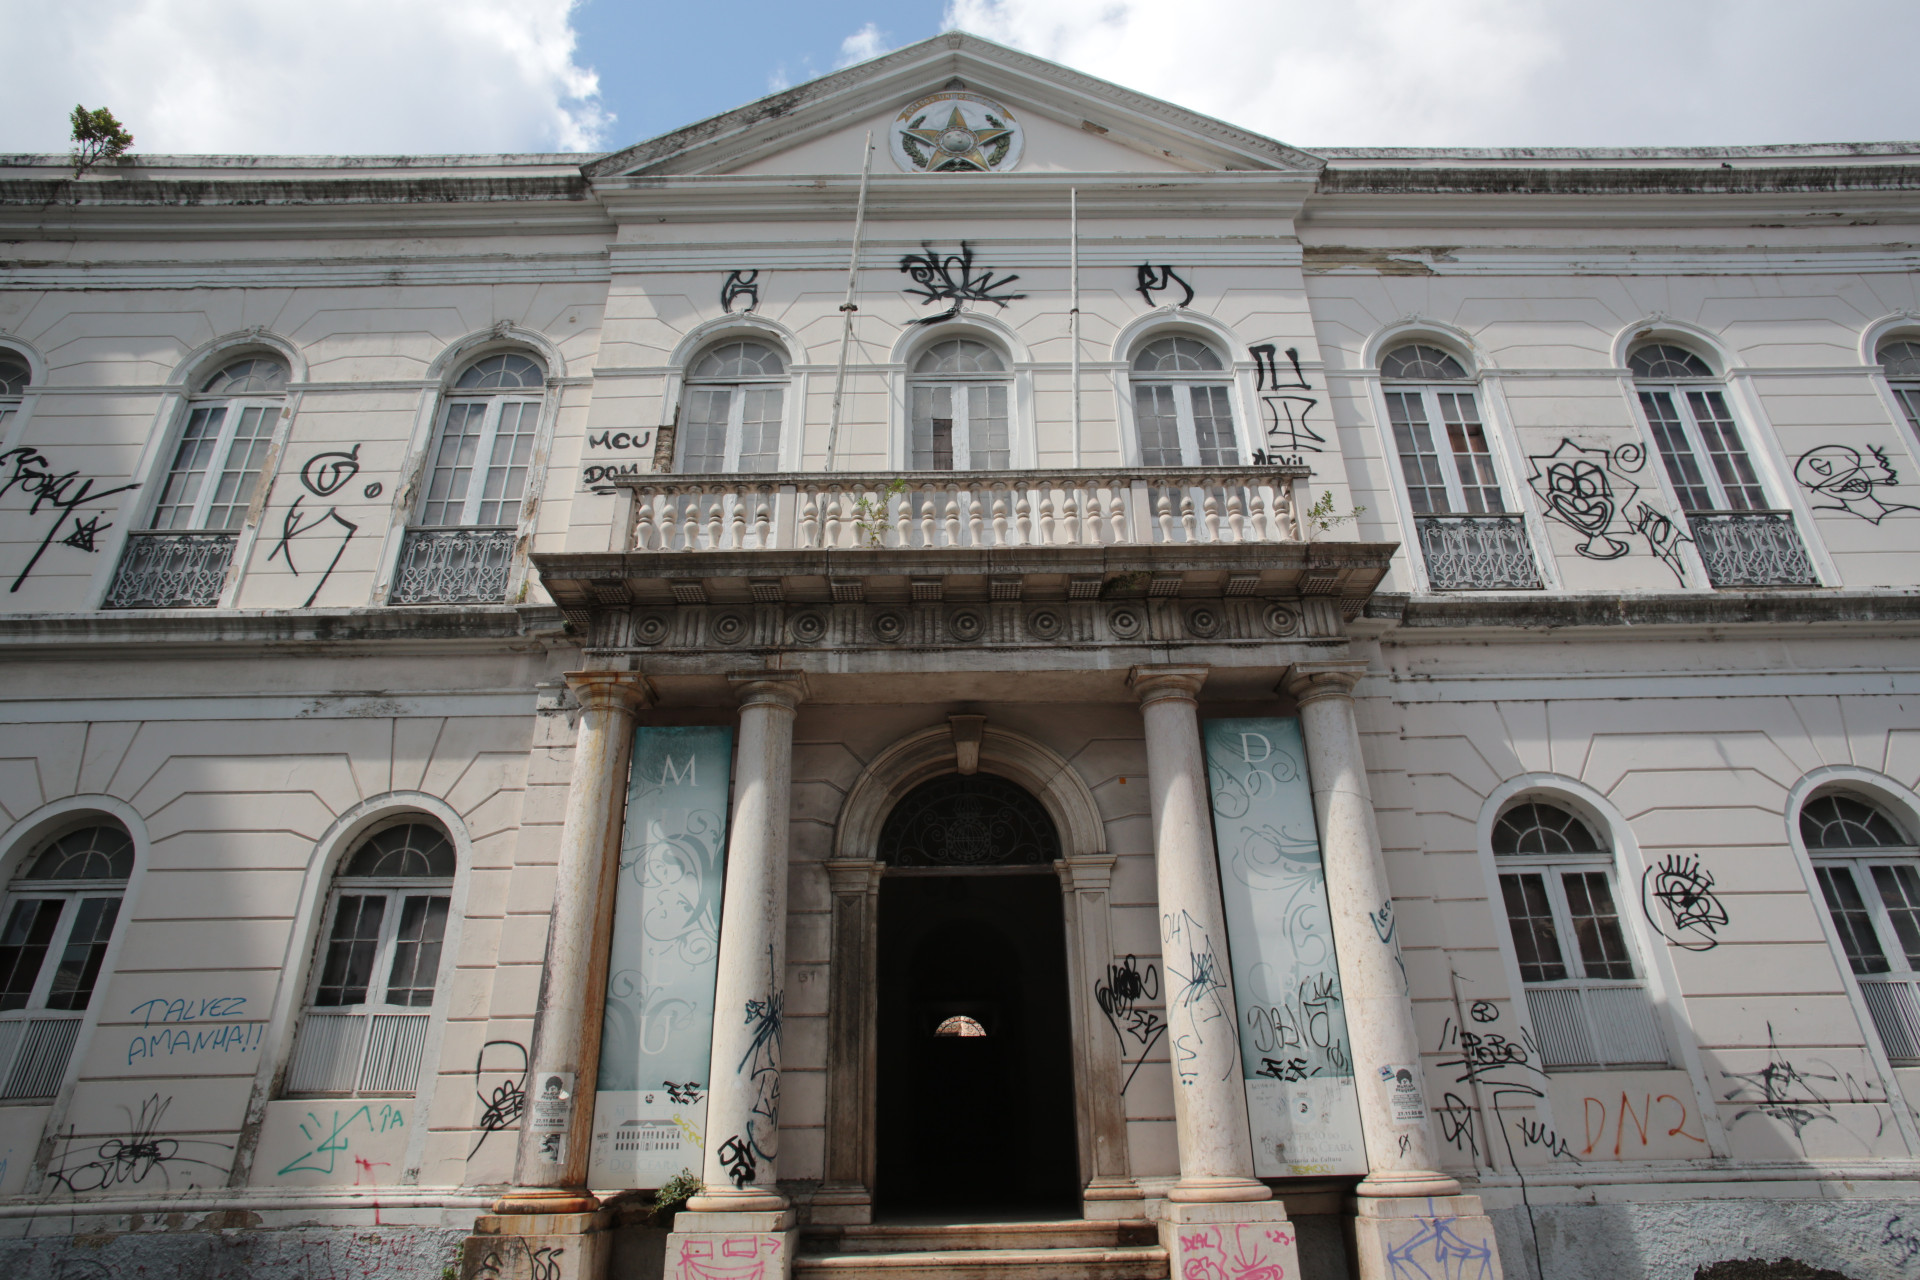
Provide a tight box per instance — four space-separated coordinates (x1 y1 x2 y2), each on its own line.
890 91 1024 173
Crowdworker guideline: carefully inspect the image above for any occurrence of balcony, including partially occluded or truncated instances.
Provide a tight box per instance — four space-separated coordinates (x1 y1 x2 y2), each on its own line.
104 530 236 608
610 466 1310 553
1686 510 1817 588
1414 514 1543 591
390 527 516 605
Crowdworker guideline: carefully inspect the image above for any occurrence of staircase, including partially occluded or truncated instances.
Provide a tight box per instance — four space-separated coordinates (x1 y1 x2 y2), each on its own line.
795 1219 1167 1280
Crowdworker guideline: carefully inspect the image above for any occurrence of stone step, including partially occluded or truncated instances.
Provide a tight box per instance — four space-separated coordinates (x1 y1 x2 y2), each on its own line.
793 1244 1169 1280
805 1219 1160 1255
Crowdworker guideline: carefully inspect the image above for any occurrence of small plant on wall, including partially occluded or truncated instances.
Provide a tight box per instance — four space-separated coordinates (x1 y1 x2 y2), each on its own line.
1305 489 1366 535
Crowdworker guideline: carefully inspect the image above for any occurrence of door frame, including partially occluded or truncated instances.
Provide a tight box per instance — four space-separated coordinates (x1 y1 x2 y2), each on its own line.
817 721 1140 1223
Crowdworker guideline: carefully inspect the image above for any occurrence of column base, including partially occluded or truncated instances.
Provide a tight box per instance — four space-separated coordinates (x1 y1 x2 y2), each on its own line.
1082 1175 1146 1221
1356 1168 1463 1198
462 1211 611 1280
491 1188 603 1215
1160 1199 1298 1280
665 1209 799 1280
1166 1173 1273 1204
686 1186 790 1214
1349 1194 1503 1280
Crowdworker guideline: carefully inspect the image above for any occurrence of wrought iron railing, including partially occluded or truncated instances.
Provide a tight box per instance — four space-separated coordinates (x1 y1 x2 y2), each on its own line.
611 466 1309 551
104 530 236 608
1685 510 1817 587
389 527 516 605
1414 514 1543 590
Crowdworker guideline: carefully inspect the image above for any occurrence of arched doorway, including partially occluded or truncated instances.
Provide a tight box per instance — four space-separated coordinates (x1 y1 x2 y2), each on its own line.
874 773 1080 1217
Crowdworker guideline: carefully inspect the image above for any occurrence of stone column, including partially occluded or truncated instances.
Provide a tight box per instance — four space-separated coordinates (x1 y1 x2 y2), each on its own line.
1287 661 1503 1280
496 671 652 1213
1131 667 1297 1280
477 672 651 1280
814 858 883 1225
670 673 806 1280
1057 854 1143 1218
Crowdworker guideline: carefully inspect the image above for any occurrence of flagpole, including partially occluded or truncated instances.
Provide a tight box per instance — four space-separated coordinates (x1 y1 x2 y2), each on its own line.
825 131 875 471
1070 186 1081 469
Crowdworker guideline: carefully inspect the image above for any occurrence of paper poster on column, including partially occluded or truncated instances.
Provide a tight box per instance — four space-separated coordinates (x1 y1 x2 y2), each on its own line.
588 725 733 1188
1203 717 1369 1177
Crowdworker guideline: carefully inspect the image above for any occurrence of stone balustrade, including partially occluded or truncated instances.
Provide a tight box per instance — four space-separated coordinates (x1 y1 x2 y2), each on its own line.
610 466 1312 553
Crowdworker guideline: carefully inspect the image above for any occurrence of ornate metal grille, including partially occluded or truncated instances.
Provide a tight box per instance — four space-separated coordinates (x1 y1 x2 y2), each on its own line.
104 531 235 608
878 773 1060 867
390 527 516 605
1686 511 1817 587
1415 515 1543 591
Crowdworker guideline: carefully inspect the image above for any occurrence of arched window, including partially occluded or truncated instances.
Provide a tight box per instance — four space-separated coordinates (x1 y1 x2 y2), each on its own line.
1381 344 1502 515
1131 336 1238 466
285 821 455 1095
0 821 132 1099
419 353 546 528
679 340 787 473
1492 799 1665 1068
150 356 288 532
1878 339 1920 436
1629 343 1765 513
909 339 1010 470
0 351 30 435
1802 793 1920 1062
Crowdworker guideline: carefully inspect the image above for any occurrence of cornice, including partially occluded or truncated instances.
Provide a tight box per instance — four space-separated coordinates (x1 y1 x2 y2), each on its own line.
1361 589 1920 640
0 604 569 656
1316 163 1920 196
0 251 614 290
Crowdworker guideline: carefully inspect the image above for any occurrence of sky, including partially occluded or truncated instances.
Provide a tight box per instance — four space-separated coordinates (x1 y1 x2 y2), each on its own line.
2 0 1918 157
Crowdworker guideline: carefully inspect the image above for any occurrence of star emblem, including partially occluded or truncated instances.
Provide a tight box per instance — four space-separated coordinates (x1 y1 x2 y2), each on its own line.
900 105 1015 172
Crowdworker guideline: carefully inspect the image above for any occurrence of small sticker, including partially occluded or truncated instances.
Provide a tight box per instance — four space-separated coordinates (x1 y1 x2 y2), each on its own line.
537 1131 568 1164
532 1071 575 1135
1383 1063 1426 1124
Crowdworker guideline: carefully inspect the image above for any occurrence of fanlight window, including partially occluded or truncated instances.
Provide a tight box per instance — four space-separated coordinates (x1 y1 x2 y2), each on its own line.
149 356 289 531
1802 793 1920 1063
286 822 455 1095
1380 344 1503 515
420 353 546 528
1880 339 1920 436
0 821 133 1099
1629 343 1765 512
1131 336 1237 467
934 1015 987 1038
0 352 30 434
879 774 1059 868
910 339 1010 470
680 340 787 473
1491 799 1665 1068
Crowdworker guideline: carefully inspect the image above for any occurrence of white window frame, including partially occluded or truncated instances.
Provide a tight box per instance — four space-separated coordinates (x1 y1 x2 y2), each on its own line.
1380 367 1506 516
284 849 452 1098
907 339 1013 472
0 828 129 1102
1804 795 1920 1064
1630 349 1768 514
1129 338 1239 467
417 393 544 530
1494 804 1668 1070
147 377 286 533
0 349 32 448
1877 339 1920 439
677 342 788 475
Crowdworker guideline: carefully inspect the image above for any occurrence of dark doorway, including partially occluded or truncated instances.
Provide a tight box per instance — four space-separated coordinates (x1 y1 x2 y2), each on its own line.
874 871 1080 1218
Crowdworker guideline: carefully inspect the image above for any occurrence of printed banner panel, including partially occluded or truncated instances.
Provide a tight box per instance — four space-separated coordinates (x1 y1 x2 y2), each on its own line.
1203 717 1370 1177
588 725 733 1189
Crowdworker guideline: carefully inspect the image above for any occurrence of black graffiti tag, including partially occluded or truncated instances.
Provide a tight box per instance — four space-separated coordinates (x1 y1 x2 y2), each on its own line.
899 242 1025 325
268 443 361 607
1641 853 1729 951
1135 264 1194 308
0 447 139 591
720 270 761 315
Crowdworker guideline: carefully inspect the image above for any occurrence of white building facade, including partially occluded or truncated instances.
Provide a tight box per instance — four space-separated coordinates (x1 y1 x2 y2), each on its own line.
3 33 1920 1280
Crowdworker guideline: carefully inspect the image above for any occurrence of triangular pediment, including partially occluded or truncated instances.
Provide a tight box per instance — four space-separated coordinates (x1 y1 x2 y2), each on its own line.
584 33 1323 180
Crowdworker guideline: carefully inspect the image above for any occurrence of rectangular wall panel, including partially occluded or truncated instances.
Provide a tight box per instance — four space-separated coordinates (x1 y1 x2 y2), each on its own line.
1203 717 1369 1177
587 725 734 1189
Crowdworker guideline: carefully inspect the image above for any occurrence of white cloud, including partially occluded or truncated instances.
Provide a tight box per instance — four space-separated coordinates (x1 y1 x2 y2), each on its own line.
944 0 1920 147
3 0 609 155
836 22 891 69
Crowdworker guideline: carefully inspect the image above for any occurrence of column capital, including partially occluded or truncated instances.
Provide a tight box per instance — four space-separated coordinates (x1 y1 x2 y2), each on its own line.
562 670 654 715
1128 664 1209 706
823 858 885 895
730 670 809 711
1055 852 1117 892
1282 660 1368 705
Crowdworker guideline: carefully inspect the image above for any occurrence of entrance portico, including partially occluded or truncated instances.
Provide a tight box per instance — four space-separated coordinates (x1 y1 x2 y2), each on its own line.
478 536 1501 1280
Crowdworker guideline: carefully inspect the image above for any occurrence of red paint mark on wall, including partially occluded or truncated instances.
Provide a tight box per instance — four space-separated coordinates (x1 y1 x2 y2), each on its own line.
1582 1092 1708 1157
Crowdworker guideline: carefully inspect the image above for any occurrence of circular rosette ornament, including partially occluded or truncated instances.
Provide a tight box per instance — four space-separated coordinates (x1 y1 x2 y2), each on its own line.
890 92 1024 173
